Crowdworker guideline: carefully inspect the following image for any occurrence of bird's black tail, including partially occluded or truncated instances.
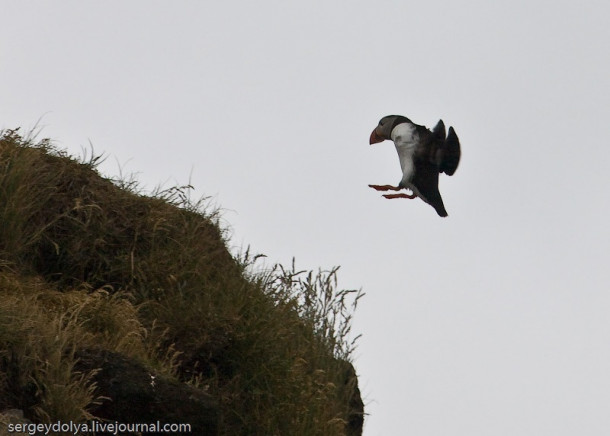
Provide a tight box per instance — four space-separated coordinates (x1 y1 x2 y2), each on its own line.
428 191 449 217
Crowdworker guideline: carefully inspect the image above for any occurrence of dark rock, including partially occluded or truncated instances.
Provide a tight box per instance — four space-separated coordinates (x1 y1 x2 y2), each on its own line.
0 409 44 436
0 352 38 415
74 349 218 435
341 361 364 436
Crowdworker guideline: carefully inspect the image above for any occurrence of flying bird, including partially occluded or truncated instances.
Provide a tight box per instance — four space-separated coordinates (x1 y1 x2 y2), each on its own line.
369 115 461 217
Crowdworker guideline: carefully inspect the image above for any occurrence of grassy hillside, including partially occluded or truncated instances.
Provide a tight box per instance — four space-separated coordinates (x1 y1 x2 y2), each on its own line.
0 128 363 435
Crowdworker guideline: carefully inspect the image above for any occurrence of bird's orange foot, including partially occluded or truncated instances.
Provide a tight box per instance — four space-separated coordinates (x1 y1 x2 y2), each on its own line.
368 184 402 192
383 193 417 199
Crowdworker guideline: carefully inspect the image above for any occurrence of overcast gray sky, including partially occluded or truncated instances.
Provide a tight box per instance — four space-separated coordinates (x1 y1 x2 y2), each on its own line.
2 1 610 435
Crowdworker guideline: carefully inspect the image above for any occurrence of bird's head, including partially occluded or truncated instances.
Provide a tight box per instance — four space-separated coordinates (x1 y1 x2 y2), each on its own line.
369 115 410 144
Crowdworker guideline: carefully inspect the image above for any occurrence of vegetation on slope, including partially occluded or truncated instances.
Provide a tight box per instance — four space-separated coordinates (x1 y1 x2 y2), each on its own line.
0 128 363 435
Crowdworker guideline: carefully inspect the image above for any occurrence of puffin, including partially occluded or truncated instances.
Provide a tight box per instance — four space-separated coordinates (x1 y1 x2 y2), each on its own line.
369 115 461 217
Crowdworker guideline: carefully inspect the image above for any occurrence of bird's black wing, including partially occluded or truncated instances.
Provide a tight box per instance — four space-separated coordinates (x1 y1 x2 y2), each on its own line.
439 126 461 176
425 120 445 165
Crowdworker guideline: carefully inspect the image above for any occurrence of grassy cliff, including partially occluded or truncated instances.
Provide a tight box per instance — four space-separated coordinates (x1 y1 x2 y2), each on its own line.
0 128 363 435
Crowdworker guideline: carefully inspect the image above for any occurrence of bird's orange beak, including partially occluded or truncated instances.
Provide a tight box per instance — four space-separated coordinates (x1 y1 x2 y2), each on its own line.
369 129 384 144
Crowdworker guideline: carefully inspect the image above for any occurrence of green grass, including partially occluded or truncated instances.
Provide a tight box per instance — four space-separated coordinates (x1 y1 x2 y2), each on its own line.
0 128 363 435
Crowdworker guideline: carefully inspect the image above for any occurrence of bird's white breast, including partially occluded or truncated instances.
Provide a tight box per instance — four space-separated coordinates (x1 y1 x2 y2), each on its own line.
391 123 418 186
